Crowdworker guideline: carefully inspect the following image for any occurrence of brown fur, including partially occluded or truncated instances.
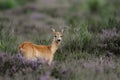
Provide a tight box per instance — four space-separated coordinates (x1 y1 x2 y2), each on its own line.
18 29 63 65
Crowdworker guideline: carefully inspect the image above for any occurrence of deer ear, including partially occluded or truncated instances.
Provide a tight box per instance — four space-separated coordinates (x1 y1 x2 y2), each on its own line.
51 28 55 32
61 29 64 33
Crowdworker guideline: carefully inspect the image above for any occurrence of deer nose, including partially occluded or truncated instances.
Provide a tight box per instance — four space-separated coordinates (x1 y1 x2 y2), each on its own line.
57 39 61 42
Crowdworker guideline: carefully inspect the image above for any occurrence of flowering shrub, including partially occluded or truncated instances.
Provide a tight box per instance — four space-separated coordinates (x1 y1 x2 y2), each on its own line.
0 53 72 80
0 53 43 76
99 28 120 55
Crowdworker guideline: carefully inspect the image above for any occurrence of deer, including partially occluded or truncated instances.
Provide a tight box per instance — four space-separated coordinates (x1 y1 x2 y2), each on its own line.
18 28 64 65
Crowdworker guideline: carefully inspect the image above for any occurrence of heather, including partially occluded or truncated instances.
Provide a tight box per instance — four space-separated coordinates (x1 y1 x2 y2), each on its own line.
0 0 120 80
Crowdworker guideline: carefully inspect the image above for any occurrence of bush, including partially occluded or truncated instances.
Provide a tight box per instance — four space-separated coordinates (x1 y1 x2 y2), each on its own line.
55 23 93 61
99 28 120 55
0 0 32 10
0 53 72 80
0 53 45 76
87 0 107 13
65 23 92 52
15 0 32 5
0 23 18 54
0 0 17 10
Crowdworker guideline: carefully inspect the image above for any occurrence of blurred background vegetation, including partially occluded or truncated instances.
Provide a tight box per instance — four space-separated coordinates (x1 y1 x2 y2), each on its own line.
0 0 120 80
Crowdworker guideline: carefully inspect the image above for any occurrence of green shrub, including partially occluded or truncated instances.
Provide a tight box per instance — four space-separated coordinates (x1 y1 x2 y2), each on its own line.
0 24 18 54
0 0 32 10
15 0 32 5
87 0 106 13
107 17 120 30
0 0 18 10
86 0 117 32
67 23 92 51
55 22 93 61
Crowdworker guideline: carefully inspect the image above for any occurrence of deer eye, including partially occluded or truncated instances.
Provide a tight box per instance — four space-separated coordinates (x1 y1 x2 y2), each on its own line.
55 36 57 37
60 36 63 37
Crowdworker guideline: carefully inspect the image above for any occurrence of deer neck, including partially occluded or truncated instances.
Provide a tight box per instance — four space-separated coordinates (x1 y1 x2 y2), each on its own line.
50 39 60 54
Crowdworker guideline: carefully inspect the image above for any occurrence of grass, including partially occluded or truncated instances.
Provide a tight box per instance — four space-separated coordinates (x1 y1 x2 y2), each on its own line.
0 23 18 54
0 0 120 80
